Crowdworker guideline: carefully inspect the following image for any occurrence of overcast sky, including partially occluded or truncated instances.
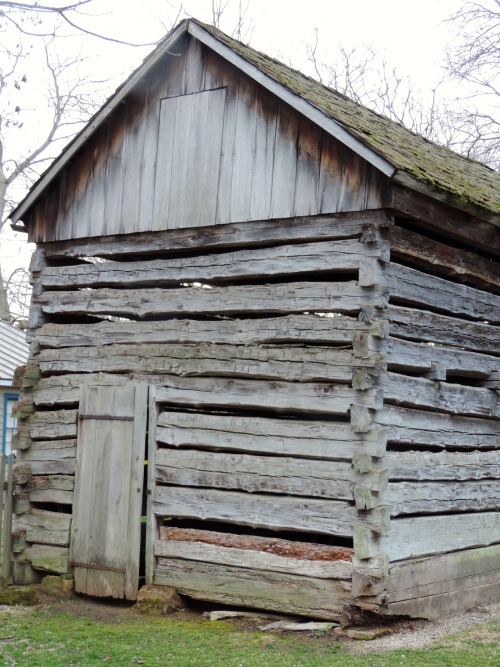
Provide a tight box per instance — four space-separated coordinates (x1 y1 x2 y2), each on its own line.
1 0 461 281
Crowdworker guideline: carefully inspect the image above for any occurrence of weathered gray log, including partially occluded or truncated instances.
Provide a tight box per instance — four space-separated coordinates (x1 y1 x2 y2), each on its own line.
154 486 356 536
381 512 500 561
154 377 382 415
19 439 76 476
156 528 352 579
28 409 78 441
34 281 386 319
386 263 500 322
378 406 499 448
156 410 387 459
35 313 368 349
387 225 500 292
386 338 499 378
24 545 69 573
154 558 351 620
386 450 500 481
155 448 354 499
382 373 499 417
37 343 382 381
40 239 388 288
42 210 390 259
13 509 71 546
386 544 500 618
390 184 500 255
34 373 382 415
387 480 500 515
387 305 500 354
28 475 74 505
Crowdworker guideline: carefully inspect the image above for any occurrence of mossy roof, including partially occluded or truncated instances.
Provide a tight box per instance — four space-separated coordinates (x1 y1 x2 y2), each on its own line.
194 20 500 217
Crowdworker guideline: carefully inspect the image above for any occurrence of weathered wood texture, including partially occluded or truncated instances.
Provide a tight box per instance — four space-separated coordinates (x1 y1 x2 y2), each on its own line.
28 38 386 243
157 527 353 579
154 486 357 537
40 209 390 259
70 384 148 600
381 513 500 561
154 558 351 620
155 448 355 499
19 204 500 620
33 281 385 320
386 544 500 618
39 238 387 288
387 224 500 292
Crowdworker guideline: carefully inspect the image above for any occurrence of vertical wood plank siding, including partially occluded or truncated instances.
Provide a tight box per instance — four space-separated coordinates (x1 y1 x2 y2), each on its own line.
27 36 385 243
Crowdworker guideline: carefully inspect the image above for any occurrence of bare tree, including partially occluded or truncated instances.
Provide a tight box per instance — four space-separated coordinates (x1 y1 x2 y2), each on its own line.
445 0 500 168
307 25 500 170
0 0 163 323
210 0 253 42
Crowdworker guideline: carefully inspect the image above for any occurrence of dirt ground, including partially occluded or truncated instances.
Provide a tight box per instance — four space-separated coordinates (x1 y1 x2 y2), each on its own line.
28 592 500 655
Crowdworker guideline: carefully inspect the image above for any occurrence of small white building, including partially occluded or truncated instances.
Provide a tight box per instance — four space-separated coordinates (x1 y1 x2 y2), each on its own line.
0 320 29 455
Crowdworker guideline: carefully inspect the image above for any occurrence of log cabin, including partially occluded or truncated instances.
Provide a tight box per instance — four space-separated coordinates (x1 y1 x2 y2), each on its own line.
7 18 500 621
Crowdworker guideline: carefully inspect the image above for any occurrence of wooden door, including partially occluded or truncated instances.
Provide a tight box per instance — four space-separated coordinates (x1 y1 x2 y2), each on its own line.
70 384 148 600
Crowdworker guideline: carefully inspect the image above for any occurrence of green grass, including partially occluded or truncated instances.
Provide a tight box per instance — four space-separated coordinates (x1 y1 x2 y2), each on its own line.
0 609 497 667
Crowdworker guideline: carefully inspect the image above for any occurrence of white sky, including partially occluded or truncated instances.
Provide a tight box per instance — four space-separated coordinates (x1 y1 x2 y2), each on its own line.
1 0 460 284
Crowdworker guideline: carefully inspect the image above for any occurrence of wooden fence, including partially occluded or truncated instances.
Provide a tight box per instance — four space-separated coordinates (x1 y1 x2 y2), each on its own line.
0 455 14 589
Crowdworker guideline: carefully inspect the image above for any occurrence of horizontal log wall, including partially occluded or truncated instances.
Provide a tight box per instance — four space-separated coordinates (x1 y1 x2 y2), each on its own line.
13 210 499 619
370 219 500 618
14 211 389 618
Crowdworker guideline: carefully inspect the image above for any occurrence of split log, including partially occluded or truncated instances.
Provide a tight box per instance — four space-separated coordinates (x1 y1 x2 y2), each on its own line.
37 343 382 382
378 406 499 449
386 450 500 481
387 225 500 292
386 262 500 322
40 238 388 288
155 377 382 415
386 338 498 379
154 486 356 537
156 410 387 460
13 509 71 546
381 512 500 561
387 480 500 515
387 544 500 618
35 313 368 349
155 448 354 499
387 305 500 354
24 545 69 573
28 475 74 505
27 409 78 441
154 558 350 620
382 373 499 417
156 527 352 579
34 281 386 319
42 210 390 259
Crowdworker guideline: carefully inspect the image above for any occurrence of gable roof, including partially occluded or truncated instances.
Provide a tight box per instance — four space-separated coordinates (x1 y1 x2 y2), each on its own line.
0 320 28 385
9 18 500 228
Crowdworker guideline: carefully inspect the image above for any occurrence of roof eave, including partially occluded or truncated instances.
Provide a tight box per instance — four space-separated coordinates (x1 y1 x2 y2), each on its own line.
8 20 191 227
392 170 500 227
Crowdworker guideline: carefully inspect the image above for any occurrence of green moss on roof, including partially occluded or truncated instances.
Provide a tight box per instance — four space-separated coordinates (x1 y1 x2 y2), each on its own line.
193 19 500 216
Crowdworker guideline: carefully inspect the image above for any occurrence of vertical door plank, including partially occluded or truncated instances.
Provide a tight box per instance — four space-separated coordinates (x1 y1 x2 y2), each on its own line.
71 384 147 600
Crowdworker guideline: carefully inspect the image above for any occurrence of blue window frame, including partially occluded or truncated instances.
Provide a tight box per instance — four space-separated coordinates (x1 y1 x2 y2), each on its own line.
2 394 19 455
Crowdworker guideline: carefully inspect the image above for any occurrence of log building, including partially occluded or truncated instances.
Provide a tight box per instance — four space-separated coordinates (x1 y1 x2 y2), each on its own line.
7 19 500 620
